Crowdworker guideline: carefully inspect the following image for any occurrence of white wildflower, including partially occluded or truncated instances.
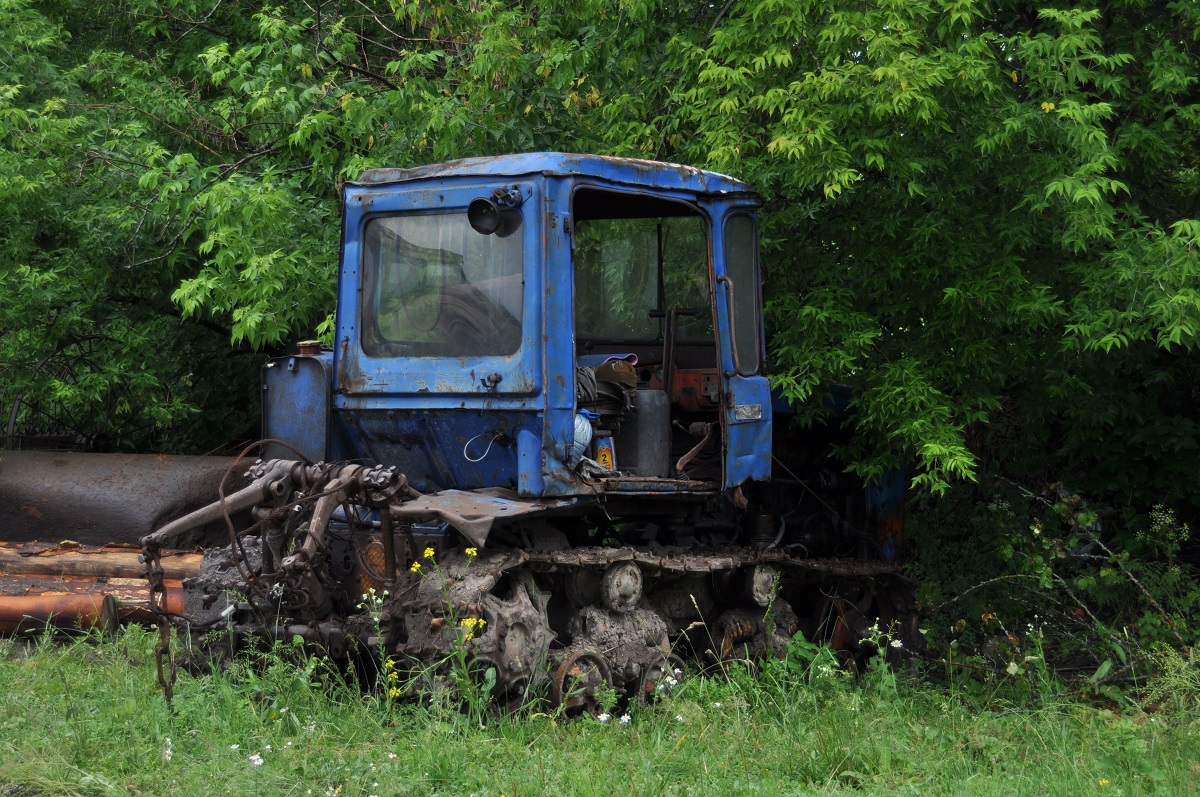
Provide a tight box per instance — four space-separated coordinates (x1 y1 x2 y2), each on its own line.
713 702 723 708
596 713 611 723
387 752 398 760
675 715 684 722
619 714 631 724
230 744 240 750
890 639 903 649
249 753 264 766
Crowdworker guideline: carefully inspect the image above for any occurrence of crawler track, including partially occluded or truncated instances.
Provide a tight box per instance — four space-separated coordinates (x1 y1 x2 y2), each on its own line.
2 458 920 710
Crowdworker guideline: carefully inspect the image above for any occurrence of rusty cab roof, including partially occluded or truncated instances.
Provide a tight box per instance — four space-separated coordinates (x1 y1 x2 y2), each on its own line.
352 152 757 200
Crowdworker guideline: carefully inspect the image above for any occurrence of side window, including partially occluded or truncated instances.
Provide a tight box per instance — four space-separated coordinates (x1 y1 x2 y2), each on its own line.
574 215 711 342
573 218 659 340
362 212 524 357
723 215 762 374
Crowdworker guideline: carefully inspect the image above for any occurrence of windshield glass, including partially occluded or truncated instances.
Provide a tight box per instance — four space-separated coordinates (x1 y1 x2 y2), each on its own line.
574 210 710 343
361 212 523 358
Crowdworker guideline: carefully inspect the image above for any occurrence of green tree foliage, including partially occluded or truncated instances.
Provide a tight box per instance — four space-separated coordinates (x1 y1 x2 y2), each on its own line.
3 0 1199 513
0 0 263 450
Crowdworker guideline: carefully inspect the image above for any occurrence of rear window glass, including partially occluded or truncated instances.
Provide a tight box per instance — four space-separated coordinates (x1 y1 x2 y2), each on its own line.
362 212 524 358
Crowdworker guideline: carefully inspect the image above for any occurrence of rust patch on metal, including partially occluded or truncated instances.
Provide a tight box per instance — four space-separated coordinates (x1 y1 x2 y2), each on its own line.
392 489 584 548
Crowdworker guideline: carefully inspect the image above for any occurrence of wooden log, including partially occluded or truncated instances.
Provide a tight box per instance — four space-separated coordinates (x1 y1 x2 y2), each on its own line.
0 542 202 580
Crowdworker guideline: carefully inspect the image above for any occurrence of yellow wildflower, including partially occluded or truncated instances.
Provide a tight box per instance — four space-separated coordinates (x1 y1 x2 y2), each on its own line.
1041 101 1056 113
409 561 421 573
388 671 399 682
388 687 402 699
422 547 435 559
1099 779 1110 787
465 547 478 558
384 658 395 671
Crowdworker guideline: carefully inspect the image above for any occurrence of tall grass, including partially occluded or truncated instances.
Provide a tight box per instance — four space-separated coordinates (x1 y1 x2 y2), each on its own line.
0 628 1196 796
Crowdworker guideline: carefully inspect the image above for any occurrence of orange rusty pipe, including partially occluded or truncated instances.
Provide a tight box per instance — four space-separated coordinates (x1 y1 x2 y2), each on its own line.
0 593 118 635
117 582 186 622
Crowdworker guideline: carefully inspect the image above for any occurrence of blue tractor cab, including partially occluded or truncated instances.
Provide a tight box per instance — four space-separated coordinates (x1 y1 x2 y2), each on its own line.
265 154 771 519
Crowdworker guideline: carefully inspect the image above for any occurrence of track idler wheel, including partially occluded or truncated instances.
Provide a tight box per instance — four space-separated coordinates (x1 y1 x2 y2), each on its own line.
550 649 612 716
636 653 685 703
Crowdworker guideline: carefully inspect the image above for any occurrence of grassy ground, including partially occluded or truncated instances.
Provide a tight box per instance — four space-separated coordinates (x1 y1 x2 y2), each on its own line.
0 628 1196 797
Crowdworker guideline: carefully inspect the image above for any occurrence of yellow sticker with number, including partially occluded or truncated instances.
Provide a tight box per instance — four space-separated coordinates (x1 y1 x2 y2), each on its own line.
595 440 615 470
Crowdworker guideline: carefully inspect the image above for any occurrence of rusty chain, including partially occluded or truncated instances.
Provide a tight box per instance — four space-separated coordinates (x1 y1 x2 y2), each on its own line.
141 543 176 704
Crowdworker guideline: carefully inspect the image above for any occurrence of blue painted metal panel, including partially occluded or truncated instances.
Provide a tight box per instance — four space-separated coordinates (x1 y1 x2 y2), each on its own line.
336 178 547 495
721 374 773 487
261 353 333 462
336 181 543 398
330 409 535 493
710 206 771 489
540 178 581 495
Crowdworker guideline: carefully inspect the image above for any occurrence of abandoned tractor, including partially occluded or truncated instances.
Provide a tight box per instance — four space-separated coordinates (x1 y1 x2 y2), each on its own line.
0 154 918 709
